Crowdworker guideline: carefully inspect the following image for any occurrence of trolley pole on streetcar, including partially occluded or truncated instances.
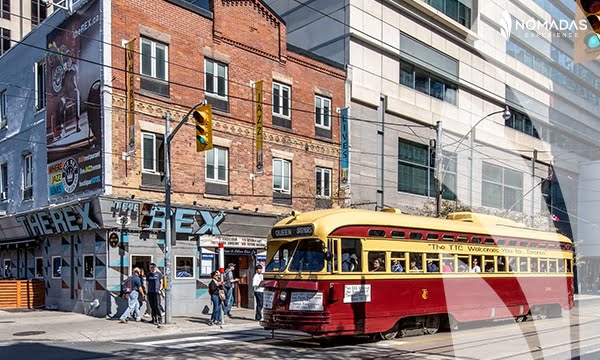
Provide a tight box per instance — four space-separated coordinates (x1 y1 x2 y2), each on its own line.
435 121 443 217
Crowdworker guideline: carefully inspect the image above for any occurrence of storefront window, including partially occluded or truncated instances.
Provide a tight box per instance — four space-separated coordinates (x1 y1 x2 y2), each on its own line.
175 256 194 278
83 255 95 279
52 256 61 278
35 257 43 278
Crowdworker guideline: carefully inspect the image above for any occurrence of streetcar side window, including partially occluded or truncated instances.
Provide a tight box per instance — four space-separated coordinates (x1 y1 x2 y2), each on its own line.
497 239 506 246
409 253 423 272
472 237 482 244
425 253 440 273
368 252 386 272
457 235 468 243
441 254 454 272
457 255 469 272
410 232 423 240
566 259 572 273
518 258 527 272
549 259 557 273
484 256 495 272
442 234 455 242
530 258 538 272
427 233 439 240
485 238 495 245
539 258 548 272
508 257 517 272
497 256 507 272
391 230 405 239
341 238 361 272
508 240 517 246
471 255 483 272
391 252 406 273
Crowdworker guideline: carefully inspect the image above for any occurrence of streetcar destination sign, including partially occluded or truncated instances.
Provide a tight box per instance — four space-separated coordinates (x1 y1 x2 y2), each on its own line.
271 225 314 238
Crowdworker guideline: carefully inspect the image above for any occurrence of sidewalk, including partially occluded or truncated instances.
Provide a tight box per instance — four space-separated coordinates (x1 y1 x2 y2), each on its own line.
0 307 260 344
574 293 600 302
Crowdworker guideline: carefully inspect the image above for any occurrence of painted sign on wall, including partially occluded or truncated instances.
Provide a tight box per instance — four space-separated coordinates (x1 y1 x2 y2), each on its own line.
16 202 100 237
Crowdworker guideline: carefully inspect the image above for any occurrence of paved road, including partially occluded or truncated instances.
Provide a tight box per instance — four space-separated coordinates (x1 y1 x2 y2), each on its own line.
2 299 599 359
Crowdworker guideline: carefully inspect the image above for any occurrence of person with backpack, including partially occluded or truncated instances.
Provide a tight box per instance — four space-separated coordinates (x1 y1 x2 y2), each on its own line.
223 263 239 318
119 268 144 323
208 270 225 326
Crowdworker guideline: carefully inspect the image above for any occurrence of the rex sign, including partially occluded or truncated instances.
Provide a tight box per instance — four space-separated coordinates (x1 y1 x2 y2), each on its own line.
16 202 99 237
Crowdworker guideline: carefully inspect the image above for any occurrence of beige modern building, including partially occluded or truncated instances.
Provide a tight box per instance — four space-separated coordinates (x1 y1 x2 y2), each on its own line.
1 0 56 55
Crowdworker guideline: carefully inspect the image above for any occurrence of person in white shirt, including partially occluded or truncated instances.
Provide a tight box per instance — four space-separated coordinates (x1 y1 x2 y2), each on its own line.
252 265 264 321
471 258 481 273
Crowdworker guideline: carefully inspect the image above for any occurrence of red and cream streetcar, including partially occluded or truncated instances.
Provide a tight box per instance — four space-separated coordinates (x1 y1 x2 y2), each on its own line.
260 208 574 339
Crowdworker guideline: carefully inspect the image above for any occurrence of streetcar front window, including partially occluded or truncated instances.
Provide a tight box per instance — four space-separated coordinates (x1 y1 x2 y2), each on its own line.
288 239 326 272
266 241 298 272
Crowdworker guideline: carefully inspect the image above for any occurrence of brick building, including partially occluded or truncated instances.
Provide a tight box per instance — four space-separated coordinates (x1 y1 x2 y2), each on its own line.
0 0 345 317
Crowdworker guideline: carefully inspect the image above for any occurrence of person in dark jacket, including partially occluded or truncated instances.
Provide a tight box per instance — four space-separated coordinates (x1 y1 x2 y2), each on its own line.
208 271 224 325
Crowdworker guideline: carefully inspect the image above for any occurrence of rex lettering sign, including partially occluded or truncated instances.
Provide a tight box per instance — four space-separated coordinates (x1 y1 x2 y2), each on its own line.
15 202 100 237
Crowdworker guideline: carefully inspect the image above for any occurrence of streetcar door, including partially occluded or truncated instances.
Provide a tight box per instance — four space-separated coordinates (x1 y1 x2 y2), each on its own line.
327 238 341 273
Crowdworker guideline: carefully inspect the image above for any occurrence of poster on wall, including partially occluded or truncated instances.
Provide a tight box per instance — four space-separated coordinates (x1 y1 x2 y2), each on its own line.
46 0 102 199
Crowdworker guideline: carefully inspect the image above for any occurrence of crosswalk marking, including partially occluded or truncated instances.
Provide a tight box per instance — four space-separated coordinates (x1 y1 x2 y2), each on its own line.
134 332 266 349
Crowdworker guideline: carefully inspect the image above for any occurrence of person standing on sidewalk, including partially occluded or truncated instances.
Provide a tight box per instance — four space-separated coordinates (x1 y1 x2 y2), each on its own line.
252 265 264 321
146 263 164 325
208 270 224 325
223 263 239 318
120 268 144 323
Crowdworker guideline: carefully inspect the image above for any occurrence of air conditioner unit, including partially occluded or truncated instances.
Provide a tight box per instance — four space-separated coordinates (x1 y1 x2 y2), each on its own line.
0 191 6 201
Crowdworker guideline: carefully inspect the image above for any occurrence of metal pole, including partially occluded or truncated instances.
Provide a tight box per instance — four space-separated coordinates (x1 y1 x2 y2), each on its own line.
218 241 225 325
531 150 537 227
469 130 474 208
164 111 173 325
435 121 443 217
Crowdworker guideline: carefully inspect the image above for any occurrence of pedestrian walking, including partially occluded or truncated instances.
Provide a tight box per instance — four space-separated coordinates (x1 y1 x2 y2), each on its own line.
252 265 264 321
223 263 239 318
146 263 164 325
208 270 224 325
119 268 144 323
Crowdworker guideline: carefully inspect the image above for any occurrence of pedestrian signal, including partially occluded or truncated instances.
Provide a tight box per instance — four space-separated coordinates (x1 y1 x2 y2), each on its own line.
193 104 213 152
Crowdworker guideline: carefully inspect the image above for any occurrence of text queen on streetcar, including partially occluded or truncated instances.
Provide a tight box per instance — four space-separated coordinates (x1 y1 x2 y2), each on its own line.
259 208 574 339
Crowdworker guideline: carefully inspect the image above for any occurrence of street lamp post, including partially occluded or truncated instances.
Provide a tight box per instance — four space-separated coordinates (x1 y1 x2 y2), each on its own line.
436 106 512 216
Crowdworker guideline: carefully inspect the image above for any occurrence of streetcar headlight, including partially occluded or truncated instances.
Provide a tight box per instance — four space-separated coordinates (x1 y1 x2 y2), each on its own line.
279 290 288 302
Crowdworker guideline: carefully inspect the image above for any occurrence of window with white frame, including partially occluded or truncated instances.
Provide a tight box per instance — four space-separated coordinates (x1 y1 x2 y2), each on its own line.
273 82 291 117
205 146 228 183
315 95 331 129
175 256 194 278
35 61 46 111
83 255 95 279
482 162 523 211
140 37 168 81
273 158 291 193
22 153 33 200
35 257 43 278
0 163 7 201
316 167 331 198
205 58 227 97
0 90 6 128
141 132 164 174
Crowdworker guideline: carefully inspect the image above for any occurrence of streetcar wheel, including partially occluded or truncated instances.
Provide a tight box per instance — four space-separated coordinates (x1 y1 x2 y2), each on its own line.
514 315 527 323
424 315 441 334
379 324 399 340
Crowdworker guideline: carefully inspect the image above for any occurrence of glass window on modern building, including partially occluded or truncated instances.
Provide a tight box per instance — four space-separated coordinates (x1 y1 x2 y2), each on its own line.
0 163 7 202
0 90 6 128
398 139 456 200
31 0 48 26
141 132 165 187
35 61 46 111
0 28 9 56
205 146 228 196
505 109 540 139
140 37 169 96
273 158 291 205
399 61 457 105
424 0 472 28
482 162 523 211
22 153 33 200
1 0 9 20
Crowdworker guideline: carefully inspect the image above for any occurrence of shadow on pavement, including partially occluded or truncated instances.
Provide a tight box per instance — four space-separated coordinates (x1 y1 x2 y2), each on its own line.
0 343 114 360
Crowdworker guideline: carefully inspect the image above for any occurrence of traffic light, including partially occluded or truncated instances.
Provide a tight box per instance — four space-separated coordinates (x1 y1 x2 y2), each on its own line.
574 0 600 63
139 203 154 229
193 104 213 152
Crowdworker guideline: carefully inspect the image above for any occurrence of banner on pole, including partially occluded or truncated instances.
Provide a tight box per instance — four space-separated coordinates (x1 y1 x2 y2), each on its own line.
340 107 349 184
254 80 264 174
125 39 136 154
